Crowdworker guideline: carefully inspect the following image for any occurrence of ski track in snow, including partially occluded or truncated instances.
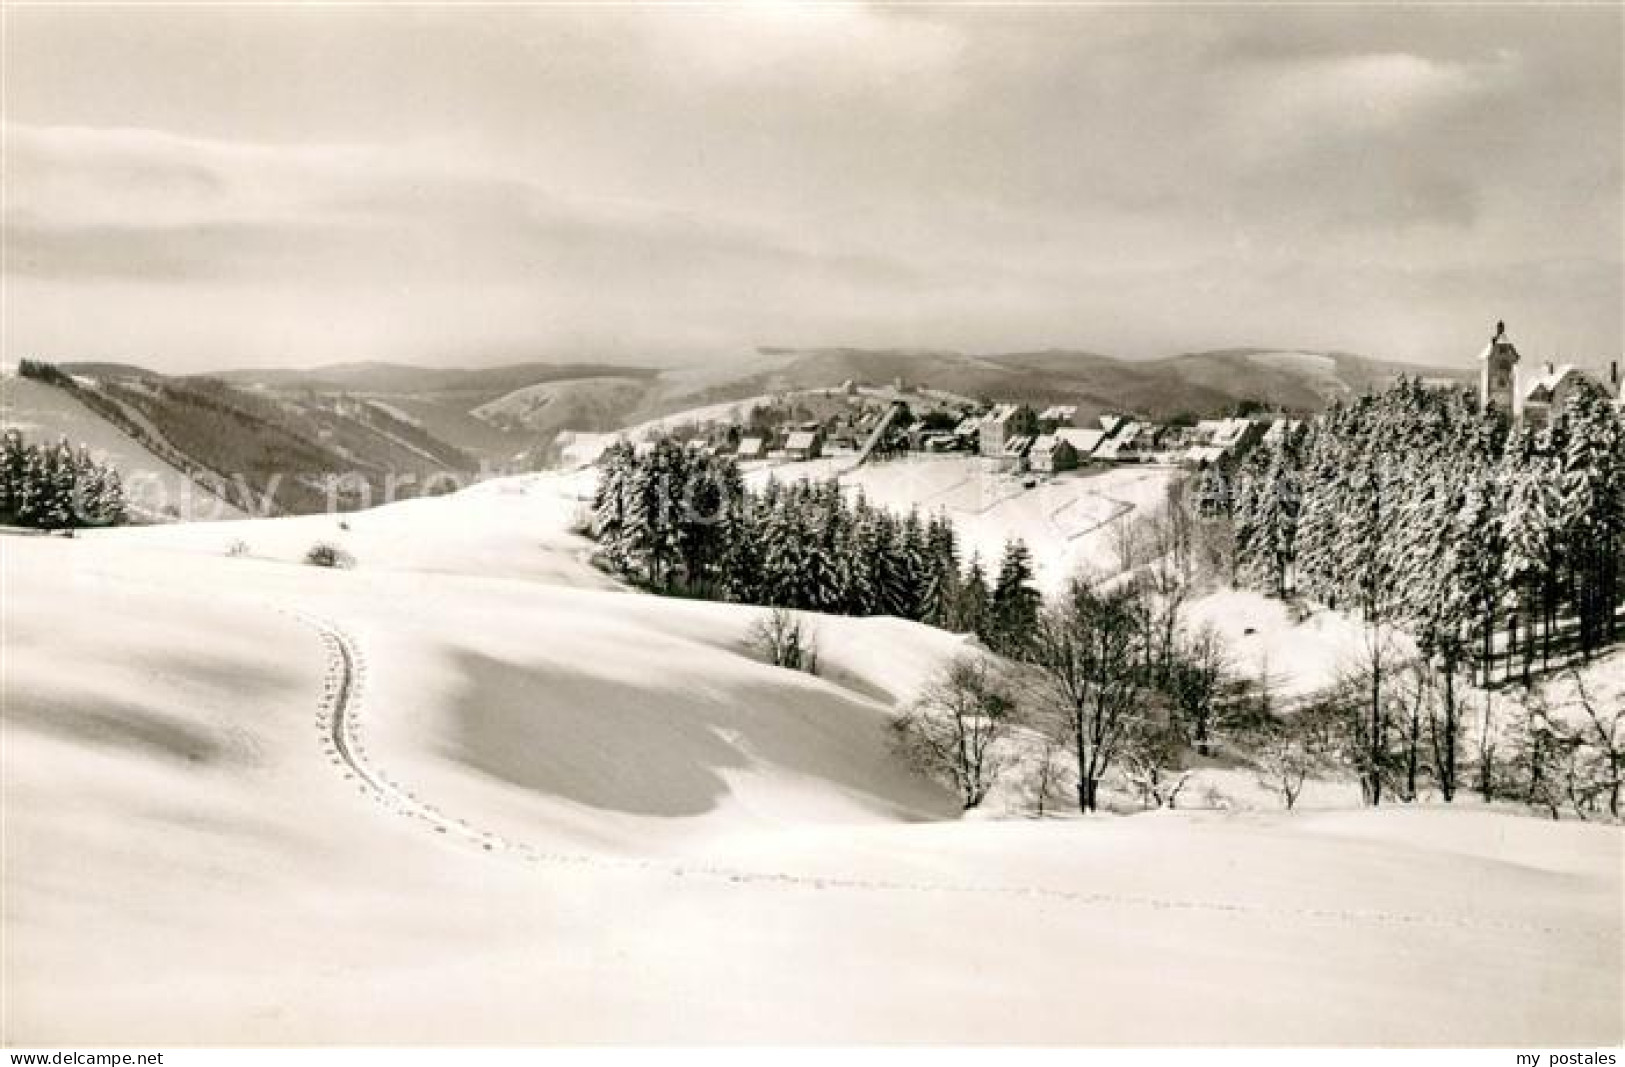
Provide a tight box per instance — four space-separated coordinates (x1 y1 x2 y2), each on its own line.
285 606 1587 939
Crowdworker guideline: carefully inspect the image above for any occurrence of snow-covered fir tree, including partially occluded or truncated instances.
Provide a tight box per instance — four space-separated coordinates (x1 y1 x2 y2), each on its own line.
989 538 1041 657
0 431 127 529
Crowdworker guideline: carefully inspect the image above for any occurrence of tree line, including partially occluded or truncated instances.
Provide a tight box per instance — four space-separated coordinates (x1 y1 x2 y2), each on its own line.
589 394 1622 820
590 440 1043 653
1231 378 1621 678
899 493 1622 820
1219 379 1621 805
1 429 129 529
589 439 1255 816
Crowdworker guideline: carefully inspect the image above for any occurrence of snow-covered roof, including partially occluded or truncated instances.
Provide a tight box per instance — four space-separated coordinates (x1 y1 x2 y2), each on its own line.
1520 364 1594 402
1185 445 1227 466
1262 419 1301 444
1029 433 1070 457
1057 428 1106 456
784 431 820 450
1003 435 1035 457
1039 405 1077 423
1099 414 1125 435
735 437 765 457
953 416 985 436
984 403 1021 426
1210 418 1253 448
1095 426 1141 459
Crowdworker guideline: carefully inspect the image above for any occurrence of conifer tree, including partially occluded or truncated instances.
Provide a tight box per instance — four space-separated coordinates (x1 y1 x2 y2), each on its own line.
990 538 1041 657
956 553 993 639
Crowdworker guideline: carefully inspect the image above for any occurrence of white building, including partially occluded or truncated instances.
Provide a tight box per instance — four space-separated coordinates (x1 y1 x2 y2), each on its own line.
1477 321 1622 425
1057 427 1106 460
783 430 822 461
1028 434 1078 473
979 404 1023 457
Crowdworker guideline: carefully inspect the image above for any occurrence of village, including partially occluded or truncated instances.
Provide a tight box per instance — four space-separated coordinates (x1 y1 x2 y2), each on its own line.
614 327 1624 496
637 380 1303 482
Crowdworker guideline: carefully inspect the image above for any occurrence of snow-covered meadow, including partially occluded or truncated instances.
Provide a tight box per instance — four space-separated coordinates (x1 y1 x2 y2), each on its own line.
4 471 1621 1044
752 454 1179 595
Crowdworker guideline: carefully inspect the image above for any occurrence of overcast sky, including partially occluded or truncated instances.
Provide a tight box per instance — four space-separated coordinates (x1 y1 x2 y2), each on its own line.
3 4 1620 373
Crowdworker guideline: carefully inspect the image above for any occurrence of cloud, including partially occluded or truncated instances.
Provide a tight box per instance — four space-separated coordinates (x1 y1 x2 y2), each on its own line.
635 4 966 94
1 7 1619 369
1255 52 1492 135
3 121 934 290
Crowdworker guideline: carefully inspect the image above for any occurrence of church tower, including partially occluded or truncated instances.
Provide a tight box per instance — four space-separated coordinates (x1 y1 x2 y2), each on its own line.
1479 320 1521 418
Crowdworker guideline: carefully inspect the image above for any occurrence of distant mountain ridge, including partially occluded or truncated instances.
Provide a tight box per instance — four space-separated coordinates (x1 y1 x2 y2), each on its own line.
23 344 1469 517
200 360 661 400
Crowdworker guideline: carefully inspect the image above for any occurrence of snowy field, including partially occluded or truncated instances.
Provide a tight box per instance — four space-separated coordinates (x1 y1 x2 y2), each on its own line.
3 472 1621 1045
1185 589 1406 705
755 454 1179 594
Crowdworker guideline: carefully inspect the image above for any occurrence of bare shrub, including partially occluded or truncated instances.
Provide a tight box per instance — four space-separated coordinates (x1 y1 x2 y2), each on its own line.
1119 718 1193 809
304 541 355 569
1024 733 1069 817
747 606 818 674
1251 719 1317 811
1507 673 1624 822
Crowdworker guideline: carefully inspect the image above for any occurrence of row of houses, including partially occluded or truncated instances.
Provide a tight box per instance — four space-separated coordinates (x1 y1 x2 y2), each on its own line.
964 403 1298 473
650 392 1304 472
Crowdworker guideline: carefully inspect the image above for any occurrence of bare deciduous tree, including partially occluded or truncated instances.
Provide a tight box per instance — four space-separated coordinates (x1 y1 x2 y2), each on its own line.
1474 690 1498 804
1395 660 1433 803
1566 668 1624 820
894 655 1019 810
1032 576 1146 812
1339 626 1405 805
1165 624 1230 756
1426 653 1465 803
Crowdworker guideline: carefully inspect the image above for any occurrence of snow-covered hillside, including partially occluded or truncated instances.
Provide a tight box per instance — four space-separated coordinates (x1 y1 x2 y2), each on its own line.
3 473 1620 1044
1 373 244 521
757 455 1179 594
